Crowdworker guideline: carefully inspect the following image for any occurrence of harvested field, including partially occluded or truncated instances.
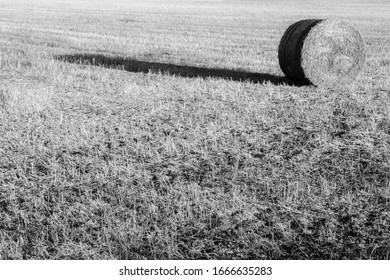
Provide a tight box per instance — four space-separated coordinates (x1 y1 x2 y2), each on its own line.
0 0 390 260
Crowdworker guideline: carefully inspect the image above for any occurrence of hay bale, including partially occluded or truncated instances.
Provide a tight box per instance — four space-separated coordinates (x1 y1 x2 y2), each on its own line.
278 19 366 88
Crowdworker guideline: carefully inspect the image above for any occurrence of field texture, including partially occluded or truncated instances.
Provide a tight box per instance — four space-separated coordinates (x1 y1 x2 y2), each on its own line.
1 0 390 259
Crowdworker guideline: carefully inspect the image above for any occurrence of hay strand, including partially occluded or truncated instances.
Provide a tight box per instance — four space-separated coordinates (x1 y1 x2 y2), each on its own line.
279 19 366 88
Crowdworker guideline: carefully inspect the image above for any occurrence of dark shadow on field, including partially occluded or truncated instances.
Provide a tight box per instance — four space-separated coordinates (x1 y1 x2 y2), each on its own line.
54 53 302 86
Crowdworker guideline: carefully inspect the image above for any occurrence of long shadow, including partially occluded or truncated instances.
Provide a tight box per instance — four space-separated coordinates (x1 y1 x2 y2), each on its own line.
54 53 302 86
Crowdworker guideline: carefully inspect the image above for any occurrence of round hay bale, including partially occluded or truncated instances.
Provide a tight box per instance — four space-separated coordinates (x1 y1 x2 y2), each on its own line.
278 19 366 88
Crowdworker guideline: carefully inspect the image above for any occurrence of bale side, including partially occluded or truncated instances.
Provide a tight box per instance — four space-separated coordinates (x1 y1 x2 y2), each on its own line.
278 19 322 84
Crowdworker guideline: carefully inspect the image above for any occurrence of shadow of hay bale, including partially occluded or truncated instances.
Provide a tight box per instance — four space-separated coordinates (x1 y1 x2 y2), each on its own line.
54 53 304 87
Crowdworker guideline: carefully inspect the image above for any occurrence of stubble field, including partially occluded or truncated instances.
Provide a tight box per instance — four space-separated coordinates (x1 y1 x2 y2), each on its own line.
0 0 390 259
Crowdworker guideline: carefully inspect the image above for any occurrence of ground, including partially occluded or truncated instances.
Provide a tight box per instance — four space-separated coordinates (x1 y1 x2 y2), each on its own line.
0 0 389 259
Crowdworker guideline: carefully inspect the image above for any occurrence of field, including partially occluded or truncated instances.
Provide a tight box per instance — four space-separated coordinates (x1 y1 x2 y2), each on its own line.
0 0 390 259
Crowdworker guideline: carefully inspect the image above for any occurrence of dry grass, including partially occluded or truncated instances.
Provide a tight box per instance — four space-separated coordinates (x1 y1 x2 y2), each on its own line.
0 0 390 259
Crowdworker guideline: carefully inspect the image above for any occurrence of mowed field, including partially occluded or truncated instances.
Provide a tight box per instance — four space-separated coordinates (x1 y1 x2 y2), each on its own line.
1 0 390 259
